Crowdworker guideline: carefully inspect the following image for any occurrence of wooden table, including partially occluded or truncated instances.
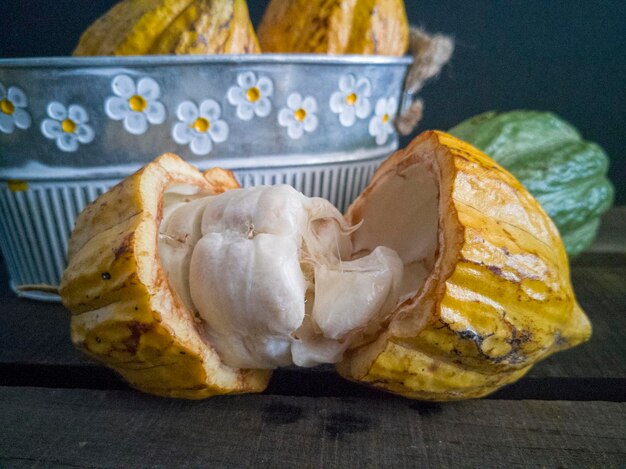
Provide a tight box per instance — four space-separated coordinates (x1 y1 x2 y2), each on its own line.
1 209 625 468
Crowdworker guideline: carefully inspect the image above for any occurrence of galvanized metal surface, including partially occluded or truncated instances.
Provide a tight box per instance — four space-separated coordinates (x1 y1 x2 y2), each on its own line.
0 54 411 178
0 54 411 300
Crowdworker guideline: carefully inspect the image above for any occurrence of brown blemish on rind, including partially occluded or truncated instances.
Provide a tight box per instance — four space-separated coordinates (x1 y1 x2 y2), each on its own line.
441 317 531 366
554 332 570 347
123 321 153 354
427 361 440 372
114 232 134 260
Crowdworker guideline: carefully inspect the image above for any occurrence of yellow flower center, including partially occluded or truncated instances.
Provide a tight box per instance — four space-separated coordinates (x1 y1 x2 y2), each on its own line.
193 117 210 133
294 108 307 122
0 99 15 115
129 95 147 112
382 113 390 123
246 87 261 103
62 119 77 133
346 93 357 106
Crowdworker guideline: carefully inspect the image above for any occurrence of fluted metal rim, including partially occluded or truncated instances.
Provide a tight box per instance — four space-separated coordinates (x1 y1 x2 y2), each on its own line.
0 54 413 69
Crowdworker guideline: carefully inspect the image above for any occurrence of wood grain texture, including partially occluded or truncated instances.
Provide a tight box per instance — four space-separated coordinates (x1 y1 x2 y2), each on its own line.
0 387 624 468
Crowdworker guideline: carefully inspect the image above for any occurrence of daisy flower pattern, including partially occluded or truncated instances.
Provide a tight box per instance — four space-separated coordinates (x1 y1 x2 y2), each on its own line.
105 75 166 135
0 82 31 134
227 72 273 121
278 93 318 140
40 102 95 152
369 97 398 145
172 99 229 156
329 74 372 127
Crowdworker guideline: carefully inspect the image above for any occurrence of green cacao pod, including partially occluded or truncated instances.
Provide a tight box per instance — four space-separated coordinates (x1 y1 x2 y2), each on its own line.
449 111 614 257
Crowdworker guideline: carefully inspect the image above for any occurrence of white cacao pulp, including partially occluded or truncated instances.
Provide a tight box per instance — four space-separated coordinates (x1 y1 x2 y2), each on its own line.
159 185 412 370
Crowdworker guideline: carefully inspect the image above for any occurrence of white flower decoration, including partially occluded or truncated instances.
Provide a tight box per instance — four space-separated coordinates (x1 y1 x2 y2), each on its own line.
278 93 318 140
368 97 398 146
172 99 229 156
40 102 95 152
105 75 166 135
329 74 372 127
227 72 273 121
0 82 31 134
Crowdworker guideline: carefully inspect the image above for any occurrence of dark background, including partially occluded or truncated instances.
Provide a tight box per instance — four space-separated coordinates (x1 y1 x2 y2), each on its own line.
1 0 624 203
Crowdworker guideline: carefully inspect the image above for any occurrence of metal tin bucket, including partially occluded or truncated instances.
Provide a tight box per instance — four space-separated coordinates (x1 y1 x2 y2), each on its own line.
0 54 412 300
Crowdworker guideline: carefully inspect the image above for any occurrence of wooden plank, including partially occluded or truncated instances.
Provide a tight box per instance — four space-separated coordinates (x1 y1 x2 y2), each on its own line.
0 387 624 468
0 206 621 369
0 265 89 366
0 211 624 400
585 206 626 253
526 265 626 379
1 265 623 376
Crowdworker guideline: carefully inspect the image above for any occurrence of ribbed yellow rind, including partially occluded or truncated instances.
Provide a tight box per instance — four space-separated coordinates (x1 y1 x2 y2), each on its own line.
337 131 591 400
60 153 271 398
257 0 409 56
74 0 260 56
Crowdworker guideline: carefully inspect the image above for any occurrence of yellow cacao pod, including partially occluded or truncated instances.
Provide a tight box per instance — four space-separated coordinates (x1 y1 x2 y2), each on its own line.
73 0 260 56
257 0 409 56
336 131 591 400
60 154 271 398
60 132 590 401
